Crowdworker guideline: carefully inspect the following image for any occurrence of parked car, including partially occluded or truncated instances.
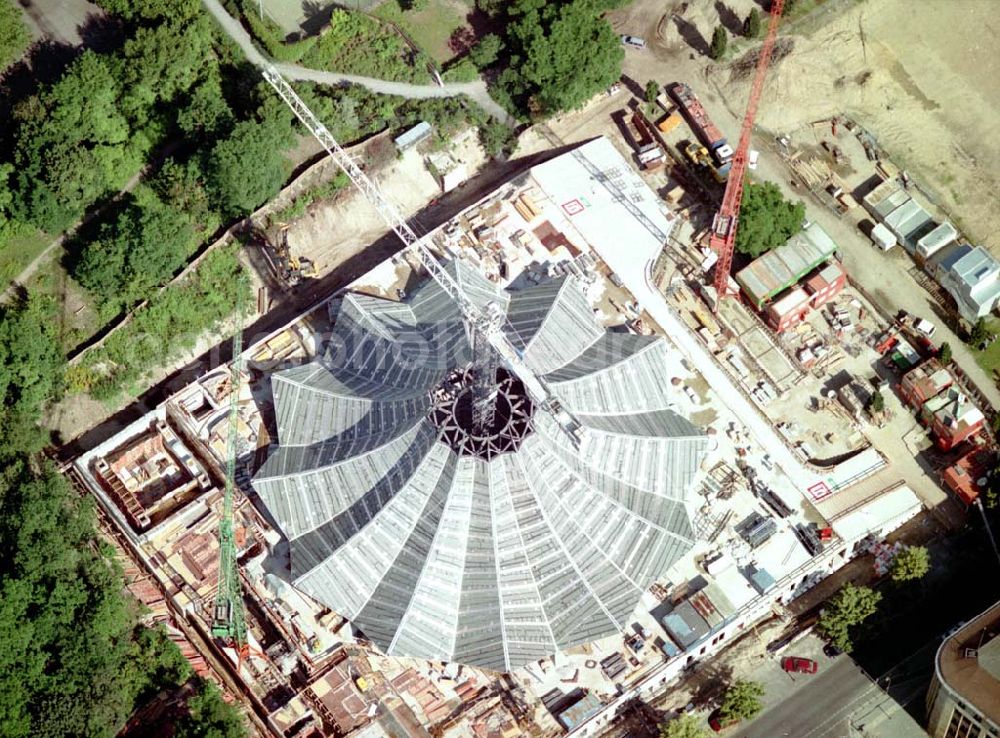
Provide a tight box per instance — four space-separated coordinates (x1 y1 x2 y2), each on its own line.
915 318 936 338
782 656 819 674
823 642 843 658
709 711 738 732
620 34 646 49
748 149 760 170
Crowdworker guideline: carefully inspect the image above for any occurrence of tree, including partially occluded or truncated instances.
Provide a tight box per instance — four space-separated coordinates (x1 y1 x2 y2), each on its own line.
206 117 294 218
469 33 502 68
0 0 31 70
175 679 248 738
177 70 234 136
709 25 728 60
645 79 660 104
969 317 990 346
0 461 141 737
891 546 930 582
498 0 623 116
718 680 765 723
939 341 952 365
744 8 762 38
987 471 999 509
735 181 806 257
817 583 882 653
478 118 518 158
660 714 709 738
73 195 195 310
866 389 885 415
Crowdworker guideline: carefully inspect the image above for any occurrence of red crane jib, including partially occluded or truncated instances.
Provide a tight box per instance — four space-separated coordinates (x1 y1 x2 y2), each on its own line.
711 0 786 304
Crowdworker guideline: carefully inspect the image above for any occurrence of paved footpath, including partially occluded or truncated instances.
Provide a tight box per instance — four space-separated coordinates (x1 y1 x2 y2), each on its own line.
200 0 512 123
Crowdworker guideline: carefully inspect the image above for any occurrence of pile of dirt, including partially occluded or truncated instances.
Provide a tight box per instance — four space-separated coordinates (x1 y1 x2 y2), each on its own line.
729 37 795 81
716 0 1000 246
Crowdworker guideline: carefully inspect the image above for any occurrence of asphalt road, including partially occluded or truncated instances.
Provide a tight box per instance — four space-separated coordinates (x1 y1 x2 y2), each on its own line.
738 658 875 738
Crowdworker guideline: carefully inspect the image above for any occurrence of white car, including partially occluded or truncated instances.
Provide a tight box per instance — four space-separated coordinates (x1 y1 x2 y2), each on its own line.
620 35 646 49
915 318 936 338
748 149 760 170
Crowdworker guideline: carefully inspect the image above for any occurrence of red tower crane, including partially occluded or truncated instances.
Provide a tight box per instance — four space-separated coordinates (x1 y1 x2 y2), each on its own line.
709 0 786 310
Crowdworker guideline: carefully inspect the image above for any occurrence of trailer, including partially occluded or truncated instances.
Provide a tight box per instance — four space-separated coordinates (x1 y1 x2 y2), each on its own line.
668 82 733 164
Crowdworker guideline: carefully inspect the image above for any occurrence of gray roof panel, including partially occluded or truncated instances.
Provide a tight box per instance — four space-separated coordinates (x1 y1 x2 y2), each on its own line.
252 261 708 671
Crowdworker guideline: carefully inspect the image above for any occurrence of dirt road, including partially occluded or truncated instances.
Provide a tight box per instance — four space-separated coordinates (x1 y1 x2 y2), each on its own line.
200 0 512 123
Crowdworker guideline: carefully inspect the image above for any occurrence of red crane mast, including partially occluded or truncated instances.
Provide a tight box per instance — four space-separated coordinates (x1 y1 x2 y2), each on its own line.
709 0 786 309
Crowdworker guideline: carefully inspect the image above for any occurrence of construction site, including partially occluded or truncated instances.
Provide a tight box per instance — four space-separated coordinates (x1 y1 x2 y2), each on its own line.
67 109 968 734
54 1 1000 736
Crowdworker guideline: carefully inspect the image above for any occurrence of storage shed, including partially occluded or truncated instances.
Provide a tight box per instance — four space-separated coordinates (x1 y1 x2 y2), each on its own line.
735 224 838 308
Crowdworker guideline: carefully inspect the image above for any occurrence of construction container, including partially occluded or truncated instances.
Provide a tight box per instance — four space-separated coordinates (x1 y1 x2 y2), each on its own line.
930 393 985 451
884 199 932 251
765 286 811 332
871 222 897 251
925 242 973 279
803 261 846 310
915 221 958 260
900 358 952 409
668 82 728 153
657 111 682 134
735 223 838 308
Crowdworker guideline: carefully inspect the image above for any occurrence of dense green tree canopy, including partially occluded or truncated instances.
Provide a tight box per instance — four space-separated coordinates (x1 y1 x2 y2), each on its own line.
0 295 64 459
718 680 765 723
891 546 930 582
494 0 623 116
0 461 136 737
0 0 31 71
745 8 762 38
73 194 195 310
206 117 295 218
735 181 806 257
817 583 882 653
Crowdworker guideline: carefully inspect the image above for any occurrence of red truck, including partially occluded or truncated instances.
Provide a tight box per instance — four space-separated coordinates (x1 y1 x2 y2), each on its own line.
668 82 734 172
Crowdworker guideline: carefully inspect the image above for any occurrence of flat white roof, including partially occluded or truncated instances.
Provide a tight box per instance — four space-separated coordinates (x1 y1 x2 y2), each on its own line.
825 483 922 541
871 222 896 247
528 137 677 264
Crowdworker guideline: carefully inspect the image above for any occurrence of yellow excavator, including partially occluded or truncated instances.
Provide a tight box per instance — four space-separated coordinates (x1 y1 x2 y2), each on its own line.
255 224 317 288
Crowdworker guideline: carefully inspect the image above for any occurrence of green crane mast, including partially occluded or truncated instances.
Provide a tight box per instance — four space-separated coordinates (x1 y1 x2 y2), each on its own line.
211 320 248 652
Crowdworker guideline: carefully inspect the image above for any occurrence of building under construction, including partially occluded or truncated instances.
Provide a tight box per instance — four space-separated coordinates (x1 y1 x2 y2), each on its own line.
253 259 709 672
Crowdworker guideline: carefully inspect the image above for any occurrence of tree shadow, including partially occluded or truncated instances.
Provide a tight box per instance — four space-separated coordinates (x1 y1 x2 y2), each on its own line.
689 661 734 708
300 0 335 37
77 11 127 53
714 1 744 36
0 39 77 153
672 14 709 57
618 73 644 99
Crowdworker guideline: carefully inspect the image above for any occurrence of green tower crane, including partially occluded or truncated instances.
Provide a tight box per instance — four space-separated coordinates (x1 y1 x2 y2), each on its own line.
211 320 248 653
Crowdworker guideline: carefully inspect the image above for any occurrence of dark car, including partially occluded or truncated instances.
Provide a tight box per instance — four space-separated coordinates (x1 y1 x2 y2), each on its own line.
782 656 819 673
708 711 738 732
823 642 844 658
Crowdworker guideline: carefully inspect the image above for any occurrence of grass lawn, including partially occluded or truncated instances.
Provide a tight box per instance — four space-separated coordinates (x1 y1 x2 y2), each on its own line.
0 228 50 284
374 0 467 65
25 252 101 352
970 317 1000 376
